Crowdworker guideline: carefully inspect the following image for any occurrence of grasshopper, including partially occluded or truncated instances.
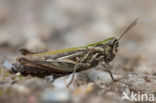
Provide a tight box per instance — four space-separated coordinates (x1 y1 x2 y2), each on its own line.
12 19 138 87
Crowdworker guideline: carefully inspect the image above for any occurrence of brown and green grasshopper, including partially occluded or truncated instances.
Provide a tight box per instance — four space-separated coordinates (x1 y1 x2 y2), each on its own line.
12 19 138 86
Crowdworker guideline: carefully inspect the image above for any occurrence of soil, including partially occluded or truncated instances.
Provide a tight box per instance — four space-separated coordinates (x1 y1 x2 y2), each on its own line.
0 0 156 103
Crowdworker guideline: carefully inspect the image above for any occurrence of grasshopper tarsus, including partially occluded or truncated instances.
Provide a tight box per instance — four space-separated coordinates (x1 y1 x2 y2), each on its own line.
66 77 74 87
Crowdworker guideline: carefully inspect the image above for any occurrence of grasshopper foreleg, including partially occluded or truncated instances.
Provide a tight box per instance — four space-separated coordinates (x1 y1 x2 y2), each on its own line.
101 63 115 81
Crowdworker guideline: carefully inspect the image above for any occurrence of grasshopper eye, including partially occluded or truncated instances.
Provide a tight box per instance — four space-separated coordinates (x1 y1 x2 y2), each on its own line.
113 42 118 54
105 46 112 54
112 39 118 48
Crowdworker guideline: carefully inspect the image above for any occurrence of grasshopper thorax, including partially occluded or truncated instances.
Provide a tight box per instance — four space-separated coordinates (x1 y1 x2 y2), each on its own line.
93 37 118 63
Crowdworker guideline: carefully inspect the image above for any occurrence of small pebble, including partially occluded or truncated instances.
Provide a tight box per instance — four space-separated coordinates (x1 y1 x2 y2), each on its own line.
28 95 37 103
3 60 12 71
53 74 78 89
12 84 31 94
41 88 71 103
87 69 118 83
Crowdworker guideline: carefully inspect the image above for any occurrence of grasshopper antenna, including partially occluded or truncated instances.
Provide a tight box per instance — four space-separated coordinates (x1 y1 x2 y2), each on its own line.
118 18 138 42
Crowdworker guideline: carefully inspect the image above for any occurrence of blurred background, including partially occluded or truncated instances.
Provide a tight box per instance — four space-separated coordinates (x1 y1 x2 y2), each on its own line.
0 0 156 103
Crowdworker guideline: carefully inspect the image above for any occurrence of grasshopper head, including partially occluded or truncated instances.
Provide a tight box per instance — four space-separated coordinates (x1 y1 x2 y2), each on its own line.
103 18 138 63
103 37 118 63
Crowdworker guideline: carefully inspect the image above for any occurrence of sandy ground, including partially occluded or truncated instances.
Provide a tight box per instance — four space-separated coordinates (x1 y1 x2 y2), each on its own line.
0 0 156 103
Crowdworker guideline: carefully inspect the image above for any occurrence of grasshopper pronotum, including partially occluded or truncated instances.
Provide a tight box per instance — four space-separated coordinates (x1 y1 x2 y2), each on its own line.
12 19 138 87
